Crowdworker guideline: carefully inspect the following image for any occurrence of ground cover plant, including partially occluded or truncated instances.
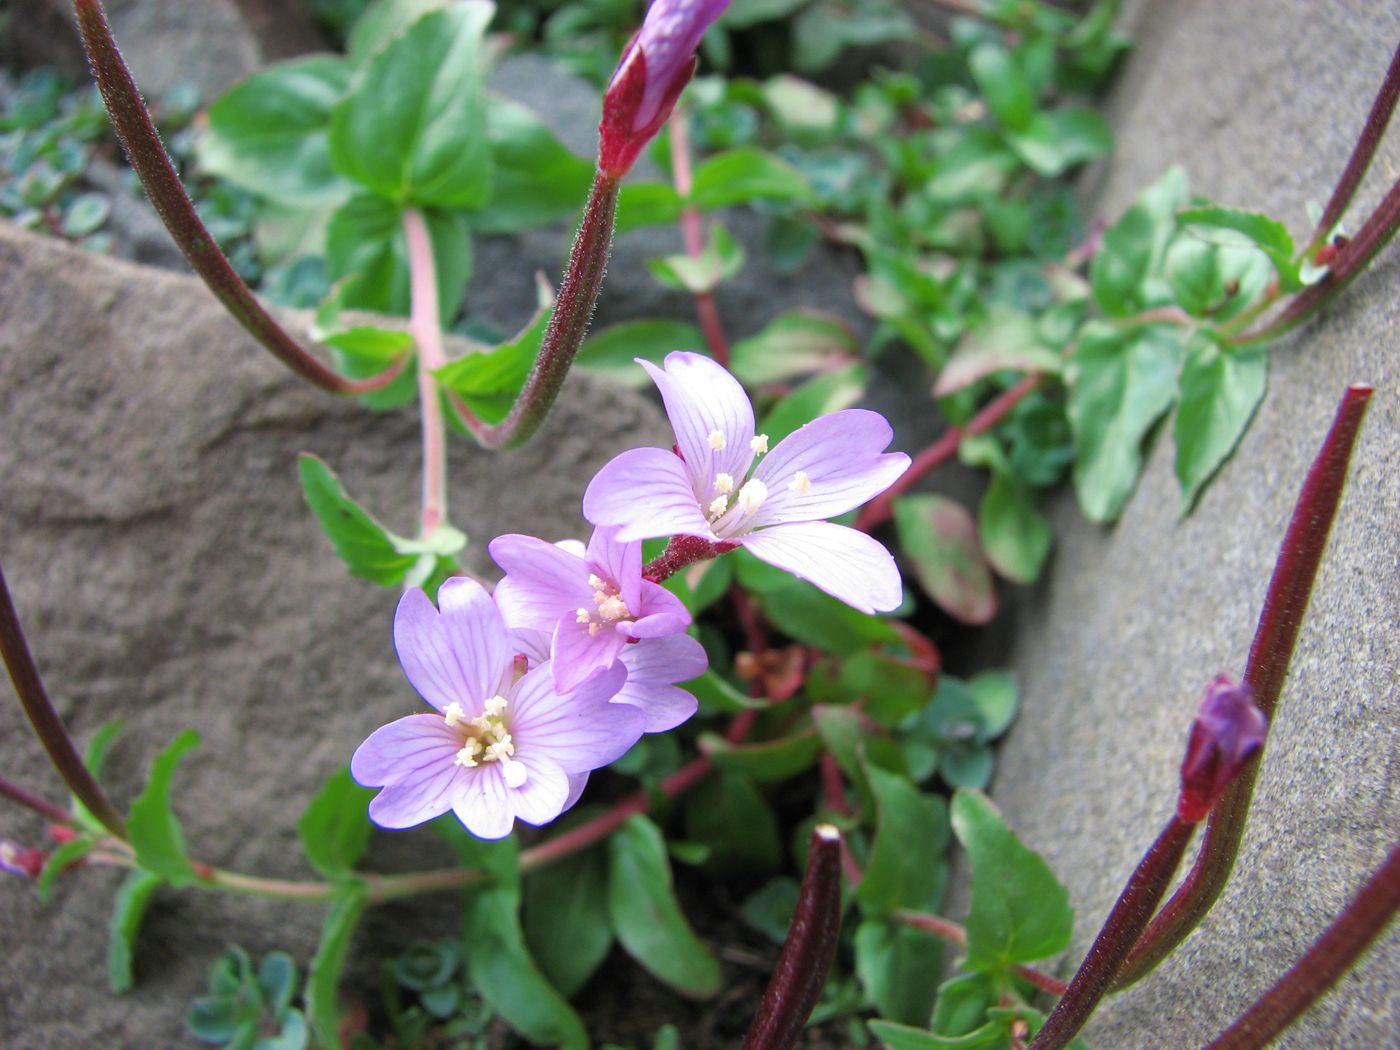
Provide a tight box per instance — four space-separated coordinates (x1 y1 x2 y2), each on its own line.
1 1 1397 1047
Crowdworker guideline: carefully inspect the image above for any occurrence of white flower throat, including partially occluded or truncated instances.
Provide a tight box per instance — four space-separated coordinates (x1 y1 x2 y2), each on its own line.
701 432 813 531
445 696 527 787
575 573 632 636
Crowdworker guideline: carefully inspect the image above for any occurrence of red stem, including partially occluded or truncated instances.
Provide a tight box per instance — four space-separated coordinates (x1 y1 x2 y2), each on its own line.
1027 817 1196 1050
1201 842 1400 1050
1115 385 1374 988
0 773 74 826
71 0 401 397
892 910 1068 997
856 375 1043 531
669 108 731 366
742 825 844 1050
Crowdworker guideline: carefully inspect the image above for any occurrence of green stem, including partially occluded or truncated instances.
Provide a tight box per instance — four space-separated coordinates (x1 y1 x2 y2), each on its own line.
71 0 404 397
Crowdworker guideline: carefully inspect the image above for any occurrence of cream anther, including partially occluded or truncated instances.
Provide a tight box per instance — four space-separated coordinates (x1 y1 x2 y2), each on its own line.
587 573 605 589
751 434 769 454
737 478 768 516
483 695 508 717
789 470 811 493
714 472 735 495
443 701 467 727
707 429 727 450
708 495 730 518
597 595 629 621
576 608 592 624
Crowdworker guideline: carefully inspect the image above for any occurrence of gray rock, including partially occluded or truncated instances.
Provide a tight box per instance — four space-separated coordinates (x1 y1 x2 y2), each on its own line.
0 220 669 1048
7 0 327 98
988 2 1400 1047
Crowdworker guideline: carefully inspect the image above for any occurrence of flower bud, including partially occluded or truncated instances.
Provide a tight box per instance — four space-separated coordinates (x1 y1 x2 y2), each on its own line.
0 839 46 880
598 0 731 176
1177 675 1268 823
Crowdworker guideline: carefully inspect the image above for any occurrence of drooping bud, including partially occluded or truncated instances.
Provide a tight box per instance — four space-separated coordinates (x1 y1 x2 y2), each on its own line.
1177 675 1268 823
0 839 46 879
598 0 731 176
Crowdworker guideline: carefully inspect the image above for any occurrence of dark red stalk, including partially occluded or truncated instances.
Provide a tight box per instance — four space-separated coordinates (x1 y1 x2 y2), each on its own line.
1307 39 1400 255
0 773 74 826
642 534 738 583
72 0 400 397
855 374 1042 531
742 824 844 1050
1115 384 1374 987
1202 842 1400 1050
0 564 127 838
1026 817 1196 1050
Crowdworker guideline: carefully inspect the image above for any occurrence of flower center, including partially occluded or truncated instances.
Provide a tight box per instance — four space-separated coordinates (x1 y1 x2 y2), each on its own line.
575 573 632 636
703 434 774 526
444 696 527 787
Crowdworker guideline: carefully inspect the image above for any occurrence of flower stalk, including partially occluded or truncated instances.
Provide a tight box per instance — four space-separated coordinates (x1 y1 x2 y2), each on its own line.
1114 384 1374 988
669 107 731 366
71 0 404 397
742 824 844 1050
1202 842 1400 1050
403 209 450 536
0 773 75 827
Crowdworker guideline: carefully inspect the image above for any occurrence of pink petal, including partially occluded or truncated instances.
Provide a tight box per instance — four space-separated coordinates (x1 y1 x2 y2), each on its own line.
562 772 591 812
739 521 905 614
585 526 643 612
642 352 756 489
509 627 552 668
394 581 511 714
552 614 629 694
451 763 516 839
508 753 571 827
616 634 707 732
490 534 592 632
352 715 469 829
510 662 643 773
624 580 691 638
583 447 715 542
748 410 910 529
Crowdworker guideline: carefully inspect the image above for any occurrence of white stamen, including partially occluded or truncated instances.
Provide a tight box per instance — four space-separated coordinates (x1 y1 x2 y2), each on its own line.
501 758 528 788
483 695 508 717
597 595 629 621
708 495 730 518
455 739 482 767
789 470 811 493
751 434 769 454
576 607 592 624
587 573 606 589
737 478 769 516
443 701 467 727
707 429 726 450
714 472 735 495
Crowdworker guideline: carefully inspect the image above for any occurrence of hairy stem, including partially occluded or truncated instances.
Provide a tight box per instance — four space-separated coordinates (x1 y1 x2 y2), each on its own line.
1114 384 1375 988
71 0 403 397
404 209 449 536
642 535 738 583
1202 842 1400 1050
1027 818 1196 1050
0 565 127 838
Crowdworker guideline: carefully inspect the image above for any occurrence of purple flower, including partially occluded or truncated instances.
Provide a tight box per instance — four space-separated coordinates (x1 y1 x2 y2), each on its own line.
583 352 911 614
490 527 693 694
1177 674 1268 823
599 0 731 175
351 579 644 840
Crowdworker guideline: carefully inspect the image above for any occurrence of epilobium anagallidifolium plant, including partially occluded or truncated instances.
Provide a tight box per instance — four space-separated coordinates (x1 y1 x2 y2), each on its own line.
1 1 1396 1048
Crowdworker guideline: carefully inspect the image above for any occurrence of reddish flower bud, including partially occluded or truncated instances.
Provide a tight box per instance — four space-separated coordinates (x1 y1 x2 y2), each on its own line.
1177 675 1268 823
598 0 731 176
0 839 47 879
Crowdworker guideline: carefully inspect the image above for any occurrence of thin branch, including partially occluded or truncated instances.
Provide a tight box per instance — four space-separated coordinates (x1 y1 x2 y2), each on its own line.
404 209 449 536
1115 384 1375 988
71 0 401 397
0 773 75 826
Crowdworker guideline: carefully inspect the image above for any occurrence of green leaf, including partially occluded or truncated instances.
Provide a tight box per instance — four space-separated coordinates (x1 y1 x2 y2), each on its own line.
257 1009 308 1050
436 293 552 424
576 319 704 386
108 869 163 993
855 920 944 1026
647 225 746 295
939 746 994 789
752 570 901 654
60 192 111 238
330 4 494 208
469 96 593 233
616 182 683 233
37 837 97 904
687 668 767 714
325 195 471 322
1173 335 1268 513
952 789 1072 969
968 43 1035 132
1177 205 1300 291
683 771 781 876
1090 166 1188 317
729 311 858 386
522 845 612 998
978 471 1051 585
931 971 996 1038
740 876 801 944
690 148 816 211
1067 324 1183 522
935 307 1062 396
258 951 299 1020
297 454 419 586
814 705 908 791
967 671 1018 740
127 730 200 887
858 764 949 918
662 554 734 616
893 494 998 625
306 887 368 1050
702 730 823 782
296 766 376 879
838 651 933 727
607 814 722 998
198 55 356 207
758 362 867 444
1005 108 1113 177
347 0 450 61
867 1019 1008 1049
466 884 588 1048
